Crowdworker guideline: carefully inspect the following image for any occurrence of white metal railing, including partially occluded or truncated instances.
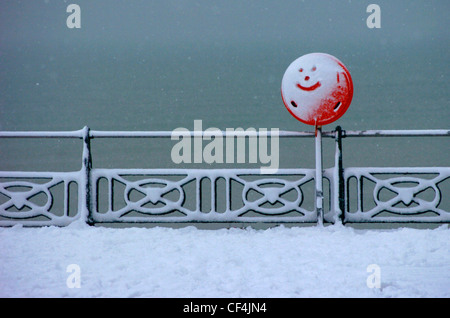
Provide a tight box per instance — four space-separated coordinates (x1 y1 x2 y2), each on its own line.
0 126 448 226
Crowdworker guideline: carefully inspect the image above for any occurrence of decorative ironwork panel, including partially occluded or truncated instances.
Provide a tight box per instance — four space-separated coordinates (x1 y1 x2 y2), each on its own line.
91 168 318 223
0 171 82 226
344 167 450 222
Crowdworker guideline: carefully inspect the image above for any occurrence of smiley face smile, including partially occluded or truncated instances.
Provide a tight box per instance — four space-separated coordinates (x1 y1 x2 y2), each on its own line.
296 81 321 91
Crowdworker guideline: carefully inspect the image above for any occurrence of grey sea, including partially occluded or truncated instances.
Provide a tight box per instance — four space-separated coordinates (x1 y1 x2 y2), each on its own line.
0 1 449 218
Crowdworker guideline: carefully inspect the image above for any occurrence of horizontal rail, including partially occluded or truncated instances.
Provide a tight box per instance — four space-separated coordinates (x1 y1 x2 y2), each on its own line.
0 130 85 139
89 130 321 138
0 129 323 139
342 129 450 137
0 128 448 139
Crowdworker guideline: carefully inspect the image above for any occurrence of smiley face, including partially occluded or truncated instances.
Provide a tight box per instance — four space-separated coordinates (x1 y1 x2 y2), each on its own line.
281 53 353 126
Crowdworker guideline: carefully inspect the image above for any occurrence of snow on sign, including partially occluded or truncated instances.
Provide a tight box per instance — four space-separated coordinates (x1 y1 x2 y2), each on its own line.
281 53 353 126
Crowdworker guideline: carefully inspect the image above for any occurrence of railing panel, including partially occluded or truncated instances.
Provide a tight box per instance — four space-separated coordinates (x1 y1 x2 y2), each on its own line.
0 171 83 226
91 168 318 223
343 167 450 223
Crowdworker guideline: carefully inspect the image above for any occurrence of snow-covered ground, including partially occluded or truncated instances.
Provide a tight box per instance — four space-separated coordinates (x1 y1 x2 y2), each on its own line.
0 223 448 298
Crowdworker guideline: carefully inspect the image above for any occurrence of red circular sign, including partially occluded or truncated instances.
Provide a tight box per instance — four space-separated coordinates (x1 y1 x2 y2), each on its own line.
281 53 353 126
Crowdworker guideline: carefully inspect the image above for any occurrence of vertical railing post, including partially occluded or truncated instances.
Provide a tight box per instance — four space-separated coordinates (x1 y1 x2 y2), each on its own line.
335 126 346 224
315 126 324 226
81 126 93 225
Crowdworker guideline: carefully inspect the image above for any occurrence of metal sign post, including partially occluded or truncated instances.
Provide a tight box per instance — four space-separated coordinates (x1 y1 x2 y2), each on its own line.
315 126 324 225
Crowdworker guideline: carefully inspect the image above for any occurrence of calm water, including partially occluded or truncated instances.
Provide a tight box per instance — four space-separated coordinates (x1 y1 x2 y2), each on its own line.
0 1 449 219
1 42 448 171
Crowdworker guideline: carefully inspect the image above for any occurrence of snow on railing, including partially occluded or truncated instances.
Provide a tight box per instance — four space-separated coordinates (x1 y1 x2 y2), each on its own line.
0 126 449 226
343 167 450 223
91 168 318 224
0 171 82 226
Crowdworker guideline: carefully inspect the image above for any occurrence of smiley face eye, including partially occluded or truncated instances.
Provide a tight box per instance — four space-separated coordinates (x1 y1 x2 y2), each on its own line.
311 66 317 71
